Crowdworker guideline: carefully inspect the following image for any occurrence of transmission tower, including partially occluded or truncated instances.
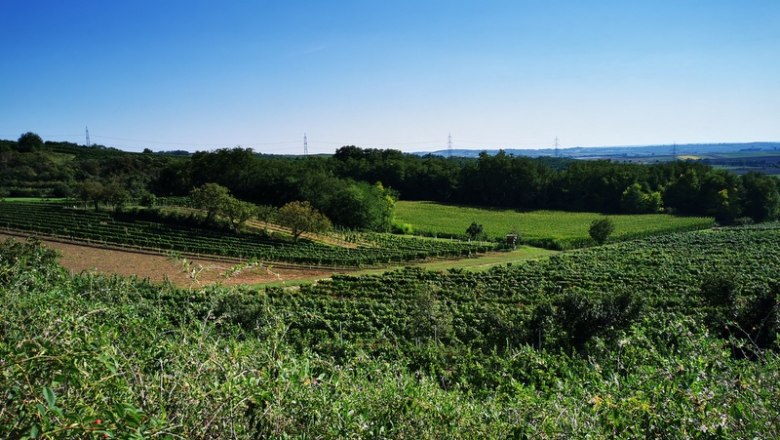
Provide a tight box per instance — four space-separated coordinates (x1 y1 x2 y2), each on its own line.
448 133 452 157
554 136 559 158
303 133 308 156
85 126 91 147
672 142 677 158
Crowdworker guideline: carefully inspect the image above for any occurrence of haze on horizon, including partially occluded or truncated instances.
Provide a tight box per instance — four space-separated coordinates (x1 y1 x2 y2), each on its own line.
1 1 779 154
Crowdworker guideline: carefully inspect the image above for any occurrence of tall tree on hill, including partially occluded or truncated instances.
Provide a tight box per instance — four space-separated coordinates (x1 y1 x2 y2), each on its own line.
17 132 44 153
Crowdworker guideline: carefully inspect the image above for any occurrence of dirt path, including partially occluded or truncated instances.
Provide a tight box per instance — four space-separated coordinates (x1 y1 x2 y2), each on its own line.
1 233 555 288
0 232 337 287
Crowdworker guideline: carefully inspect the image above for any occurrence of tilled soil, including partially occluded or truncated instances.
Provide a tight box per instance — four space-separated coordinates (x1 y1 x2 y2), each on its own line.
0 232 335 287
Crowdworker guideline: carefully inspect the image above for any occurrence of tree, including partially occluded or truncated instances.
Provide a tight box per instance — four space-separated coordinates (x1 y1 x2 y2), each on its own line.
223 198 257 232
741 172 780 222
466 222 484 241
323 181 395 231
190 183 259 231
277 201 332 240
589 218 614 245
17 132 44 153
75 181 105 210
255 205 278 233
139 191 158 208
621 183 662 213
102 182 130 212
190 183 231 222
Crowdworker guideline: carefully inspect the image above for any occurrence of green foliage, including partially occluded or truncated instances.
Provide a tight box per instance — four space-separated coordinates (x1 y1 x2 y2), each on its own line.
699 273 780 351
190 183 258 231
589 218 615 244
465 222 484 240
554 290 643 351
190 182 232 222
621 183 662 213
2 228 780 437
4 139 780 229
102 181 131 211
223 197 258 232
138 191 157 208
407 286 455 343
741 172 780 222
391 221 414 235
75 180 104 209
17 132 44 152
277 200 332 240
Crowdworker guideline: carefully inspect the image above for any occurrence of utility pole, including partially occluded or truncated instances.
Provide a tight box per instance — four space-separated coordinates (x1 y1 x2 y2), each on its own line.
304 133 308 156
85 126 91 147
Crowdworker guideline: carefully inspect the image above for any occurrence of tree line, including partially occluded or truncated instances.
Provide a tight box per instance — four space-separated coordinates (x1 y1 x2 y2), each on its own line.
329 146 780 224
3 133 780 229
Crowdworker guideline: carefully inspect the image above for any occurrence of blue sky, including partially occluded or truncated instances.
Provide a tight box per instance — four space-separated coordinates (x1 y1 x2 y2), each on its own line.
1 1 779 153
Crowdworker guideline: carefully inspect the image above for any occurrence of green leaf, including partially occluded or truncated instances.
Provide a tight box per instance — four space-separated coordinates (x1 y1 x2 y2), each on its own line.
29 424 40 438
43 386 56 408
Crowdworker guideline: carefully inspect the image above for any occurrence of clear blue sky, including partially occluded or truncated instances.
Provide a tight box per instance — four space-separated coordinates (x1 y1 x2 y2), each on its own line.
1 0 779 153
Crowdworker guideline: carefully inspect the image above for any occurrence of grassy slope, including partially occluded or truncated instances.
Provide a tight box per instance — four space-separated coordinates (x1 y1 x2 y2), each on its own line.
395 200 714 248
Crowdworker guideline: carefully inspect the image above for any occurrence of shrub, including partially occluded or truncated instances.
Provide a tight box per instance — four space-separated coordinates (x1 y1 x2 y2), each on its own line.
589 218 614 244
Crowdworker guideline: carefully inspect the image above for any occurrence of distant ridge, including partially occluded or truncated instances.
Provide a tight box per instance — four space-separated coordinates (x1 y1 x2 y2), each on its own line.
415 142 780 158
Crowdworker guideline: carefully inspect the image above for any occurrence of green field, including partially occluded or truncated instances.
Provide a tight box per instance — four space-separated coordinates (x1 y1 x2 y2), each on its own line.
0 197 67 203
395 201 715 249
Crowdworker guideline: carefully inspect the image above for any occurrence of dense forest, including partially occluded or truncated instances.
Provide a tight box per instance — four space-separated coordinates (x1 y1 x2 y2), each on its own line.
2 134 779 229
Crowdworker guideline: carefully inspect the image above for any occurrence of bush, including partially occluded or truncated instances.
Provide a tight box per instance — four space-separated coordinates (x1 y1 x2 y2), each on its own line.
589 218 615 244
391 221 414 235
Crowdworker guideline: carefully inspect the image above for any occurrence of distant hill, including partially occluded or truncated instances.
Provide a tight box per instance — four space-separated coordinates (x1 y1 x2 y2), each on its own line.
416 142 780 159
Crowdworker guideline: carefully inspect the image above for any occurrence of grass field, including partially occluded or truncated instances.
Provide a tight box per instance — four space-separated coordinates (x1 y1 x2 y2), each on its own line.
395 201 715 249
0 197 67 203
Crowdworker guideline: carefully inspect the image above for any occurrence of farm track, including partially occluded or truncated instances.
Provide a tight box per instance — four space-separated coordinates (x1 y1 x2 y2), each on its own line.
0 230 547 287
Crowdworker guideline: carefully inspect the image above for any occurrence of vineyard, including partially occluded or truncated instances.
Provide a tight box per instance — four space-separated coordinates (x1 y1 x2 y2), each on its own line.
395 200 716 249
0 202 496 267
248 225 780 359
1 225 778 437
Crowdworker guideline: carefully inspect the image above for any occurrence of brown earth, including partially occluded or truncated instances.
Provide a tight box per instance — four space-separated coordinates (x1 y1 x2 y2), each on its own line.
0 232 337 287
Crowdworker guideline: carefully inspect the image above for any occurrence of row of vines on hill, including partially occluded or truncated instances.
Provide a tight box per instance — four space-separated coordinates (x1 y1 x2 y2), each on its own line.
0 203 496 267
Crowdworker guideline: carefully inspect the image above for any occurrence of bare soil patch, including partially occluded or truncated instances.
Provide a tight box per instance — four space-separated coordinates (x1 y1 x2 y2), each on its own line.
0 232 336 287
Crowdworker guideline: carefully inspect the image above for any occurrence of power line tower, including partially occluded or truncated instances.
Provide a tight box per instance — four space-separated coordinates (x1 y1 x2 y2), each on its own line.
554 136 559 158
303 133 308 156
85 126 91 147
672 142 677 159
448 133 452 157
